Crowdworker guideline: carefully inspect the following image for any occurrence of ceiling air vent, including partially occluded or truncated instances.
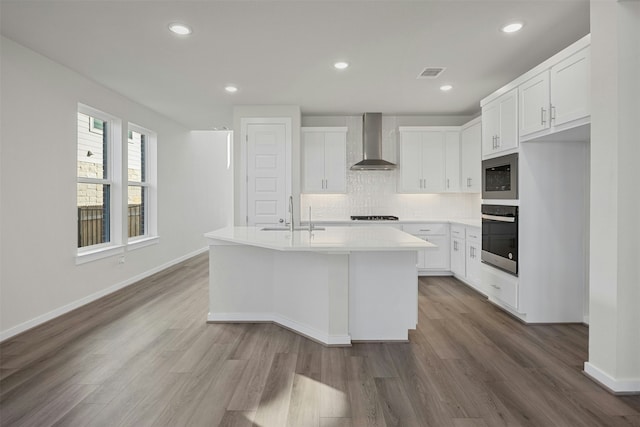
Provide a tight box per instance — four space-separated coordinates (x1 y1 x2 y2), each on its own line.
417 67 446 79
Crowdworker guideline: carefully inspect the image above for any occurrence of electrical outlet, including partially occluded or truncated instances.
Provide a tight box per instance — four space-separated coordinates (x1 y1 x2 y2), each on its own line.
118 256 125 264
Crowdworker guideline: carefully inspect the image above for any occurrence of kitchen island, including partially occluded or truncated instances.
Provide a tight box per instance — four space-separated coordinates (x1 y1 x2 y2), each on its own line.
205 226 433 345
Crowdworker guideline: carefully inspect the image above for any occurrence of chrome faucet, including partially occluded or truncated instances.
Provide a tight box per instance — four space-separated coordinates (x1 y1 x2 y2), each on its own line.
288 195 294 232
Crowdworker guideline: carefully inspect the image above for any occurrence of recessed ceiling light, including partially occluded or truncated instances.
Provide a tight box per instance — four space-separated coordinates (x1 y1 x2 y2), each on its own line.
440 84 453 92
502 22 524 33
334 62 349 70
168 23 192 35
225 85 238 93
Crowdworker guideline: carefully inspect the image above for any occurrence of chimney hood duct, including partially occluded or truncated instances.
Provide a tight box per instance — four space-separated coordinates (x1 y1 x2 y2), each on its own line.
351 113 397 170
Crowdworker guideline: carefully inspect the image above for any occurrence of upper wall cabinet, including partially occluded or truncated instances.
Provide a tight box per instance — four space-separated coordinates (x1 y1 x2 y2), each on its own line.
482 88 518 158
519 47 591 140
398 128 445 193
444 131 461 192
460 117 481 193
398 127 461 193
301 127 347 193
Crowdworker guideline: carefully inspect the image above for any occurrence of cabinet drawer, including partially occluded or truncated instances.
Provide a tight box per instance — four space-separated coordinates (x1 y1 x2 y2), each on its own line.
403 223 448 236
465 226 481 244
450 224 465 238
482 264 519 310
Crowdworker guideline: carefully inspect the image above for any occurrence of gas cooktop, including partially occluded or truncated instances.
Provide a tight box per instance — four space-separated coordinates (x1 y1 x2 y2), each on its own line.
350 215 399 221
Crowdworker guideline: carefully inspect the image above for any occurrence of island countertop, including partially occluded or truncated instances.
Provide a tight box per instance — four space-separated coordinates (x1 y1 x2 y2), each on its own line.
205 226 435 252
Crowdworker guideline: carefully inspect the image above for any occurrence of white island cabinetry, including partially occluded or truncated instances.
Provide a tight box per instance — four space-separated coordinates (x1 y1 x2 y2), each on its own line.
402 223 450 274
205 226 432 345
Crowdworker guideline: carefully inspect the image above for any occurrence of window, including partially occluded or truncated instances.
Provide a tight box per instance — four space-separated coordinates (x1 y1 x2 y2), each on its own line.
77 105 157 263
77 106 120 250
127 124 157 243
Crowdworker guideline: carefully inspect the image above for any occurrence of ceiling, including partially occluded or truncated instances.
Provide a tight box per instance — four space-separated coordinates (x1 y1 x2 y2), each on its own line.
0 1 590 129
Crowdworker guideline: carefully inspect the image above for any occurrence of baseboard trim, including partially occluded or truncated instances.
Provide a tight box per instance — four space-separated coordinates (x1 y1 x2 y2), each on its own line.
584 362 640 394
207 312 352 346
0 247 208 342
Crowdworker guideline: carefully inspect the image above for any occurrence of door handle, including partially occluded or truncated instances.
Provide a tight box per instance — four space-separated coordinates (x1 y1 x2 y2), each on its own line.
541 107 547 125
551 104 556 122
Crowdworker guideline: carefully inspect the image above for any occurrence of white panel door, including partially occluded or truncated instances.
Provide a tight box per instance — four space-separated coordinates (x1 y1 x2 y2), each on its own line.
247 123 287 226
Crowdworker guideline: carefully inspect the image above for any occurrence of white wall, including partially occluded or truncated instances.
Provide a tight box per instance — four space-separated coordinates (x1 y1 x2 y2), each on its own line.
586 0 640 393
300 115 481 220
0 37 233 339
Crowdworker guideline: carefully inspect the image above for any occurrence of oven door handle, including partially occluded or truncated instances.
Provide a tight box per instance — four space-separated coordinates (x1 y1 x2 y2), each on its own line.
482 214 516 223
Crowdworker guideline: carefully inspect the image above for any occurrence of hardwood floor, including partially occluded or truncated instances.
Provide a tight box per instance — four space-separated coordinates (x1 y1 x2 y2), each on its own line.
1 253 639 426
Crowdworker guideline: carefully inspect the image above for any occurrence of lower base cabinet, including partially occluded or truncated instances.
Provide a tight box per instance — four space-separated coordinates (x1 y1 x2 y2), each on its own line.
403 223 450 274
450 225 485 295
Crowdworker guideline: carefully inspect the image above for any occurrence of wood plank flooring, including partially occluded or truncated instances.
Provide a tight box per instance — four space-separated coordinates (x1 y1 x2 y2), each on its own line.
1 253 639 426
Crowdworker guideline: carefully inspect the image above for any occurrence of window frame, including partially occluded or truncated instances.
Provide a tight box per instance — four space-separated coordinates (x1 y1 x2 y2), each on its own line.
127 122 158 250
76 104 124 264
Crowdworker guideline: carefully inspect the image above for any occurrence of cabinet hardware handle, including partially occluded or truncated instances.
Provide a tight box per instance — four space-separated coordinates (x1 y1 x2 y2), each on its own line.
496 135 500 147
419 229 431 232
551 104 556 122
325 179 328 189
492 135 496 149
467 177 471 187
447 178 450 189
491 284 501 290
541 107 547 125
468 234 477 239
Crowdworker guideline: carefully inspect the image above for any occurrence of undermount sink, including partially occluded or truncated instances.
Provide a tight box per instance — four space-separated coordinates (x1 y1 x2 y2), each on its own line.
260 227 325 231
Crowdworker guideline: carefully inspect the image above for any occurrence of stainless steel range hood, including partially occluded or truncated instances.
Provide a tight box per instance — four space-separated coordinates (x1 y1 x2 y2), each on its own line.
351 113 397 170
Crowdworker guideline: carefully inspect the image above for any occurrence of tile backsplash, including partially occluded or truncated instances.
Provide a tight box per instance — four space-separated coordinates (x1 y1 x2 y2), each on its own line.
301 115 481 220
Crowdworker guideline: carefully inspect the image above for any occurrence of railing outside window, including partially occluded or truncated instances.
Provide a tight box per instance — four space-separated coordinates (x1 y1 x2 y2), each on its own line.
78 204 143 247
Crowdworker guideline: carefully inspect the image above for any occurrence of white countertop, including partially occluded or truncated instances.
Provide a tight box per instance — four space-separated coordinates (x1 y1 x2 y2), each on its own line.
299 218 482 228
205 226 435 252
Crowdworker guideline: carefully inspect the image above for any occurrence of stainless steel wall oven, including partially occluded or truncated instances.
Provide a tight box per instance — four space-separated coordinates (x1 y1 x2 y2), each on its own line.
482 204 518 275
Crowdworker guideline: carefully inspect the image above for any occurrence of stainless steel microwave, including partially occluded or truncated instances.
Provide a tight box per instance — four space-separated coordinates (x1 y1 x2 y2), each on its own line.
482 153 518 200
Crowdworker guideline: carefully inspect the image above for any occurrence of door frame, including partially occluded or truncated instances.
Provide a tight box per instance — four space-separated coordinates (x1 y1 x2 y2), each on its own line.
239 117 292 226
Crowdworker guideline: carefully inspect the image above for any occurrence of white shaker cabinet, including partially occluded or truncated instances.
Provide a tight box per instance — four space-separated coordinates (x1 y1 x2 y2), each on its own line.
302 127 347 193
444 131 461 192
550 47 590 127
398 127 461 193
398 128 446 193
519 70 551 137
460 117 481 193
450 225 465 277
403 223 450 274
465 227 482 292
519 46 590 140
481 88 518 158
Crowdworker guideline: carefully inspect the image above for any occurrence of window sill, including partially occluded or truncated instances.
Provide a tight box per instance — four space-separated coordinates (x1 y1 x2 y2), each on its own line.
127 236 160 251
76 244 125 265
